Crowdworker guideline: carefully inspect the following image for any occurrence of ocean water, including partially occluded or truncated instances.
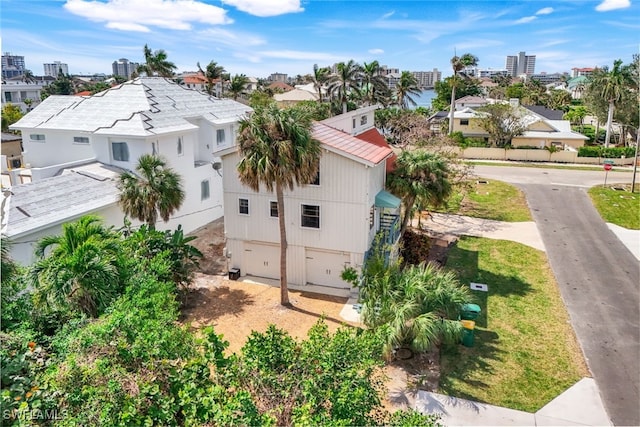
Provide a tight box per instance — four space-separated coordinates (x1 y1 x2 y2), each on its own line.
412 89 436 109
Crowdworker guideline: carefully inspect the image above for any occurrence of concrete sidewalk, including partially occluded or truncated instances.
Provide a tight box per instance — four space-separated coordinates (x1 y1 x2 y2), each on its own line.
415 378 611 426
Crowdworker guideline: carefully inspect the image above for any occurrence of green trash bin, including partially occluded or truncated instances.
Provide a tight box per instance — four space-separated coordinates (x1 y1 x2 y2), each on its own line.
460 303 481 320
461 320 475 347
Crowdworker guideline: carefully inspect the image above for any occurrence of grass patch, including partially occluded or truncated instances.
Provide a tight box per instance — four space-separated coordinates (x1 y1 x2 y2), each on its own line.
441 237 588 412
439 179 532 222
465 160 632 172
588 184 640 229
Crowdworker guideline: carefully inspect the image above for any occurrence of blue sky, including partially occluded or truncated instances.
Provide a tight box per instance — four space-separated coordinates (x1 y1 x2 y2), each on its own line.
1 0 638 78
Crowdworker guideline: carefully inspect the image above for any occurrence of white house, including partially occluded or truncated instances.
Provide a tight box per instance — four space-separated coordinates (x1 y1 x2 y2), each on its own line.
6 77 252 264
219 107 401 297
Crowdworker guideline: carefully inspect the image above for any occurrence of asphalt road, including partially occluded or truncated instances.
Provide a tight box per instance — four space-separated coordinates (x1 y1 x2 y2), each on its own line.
473 165 640 426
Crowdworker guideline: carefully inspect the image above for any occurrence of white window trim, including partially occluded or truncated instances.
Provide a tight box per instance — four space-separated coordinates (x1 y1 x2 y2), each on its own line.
300 203 321 229
238 198 250 216
29 134 45 142
73 136 90 145
177 137 184 156
216 129 226 146
201 179 210 201
269 200 278 218
111 141 129 162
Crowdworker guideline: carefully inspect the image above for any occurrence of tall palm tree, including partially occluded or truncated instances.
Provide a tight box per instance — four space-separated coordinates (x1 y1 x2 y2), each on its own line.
29 215 122 317
395 71 421 109
197 60 226 96
448 52 479 134
387 150 452 235
361 61 387 106
229 74 250 100
137 44 177 77
311 64 330 102
588 59 633 147
361 262 473 358
328 60 363 114
21 69 35 84
236 105 321 306
117 154 185 229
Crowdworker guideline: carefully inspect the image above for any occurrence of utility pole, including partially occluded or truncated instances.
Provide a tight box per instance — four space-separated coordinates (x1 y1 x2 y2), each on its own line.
632 130 639 193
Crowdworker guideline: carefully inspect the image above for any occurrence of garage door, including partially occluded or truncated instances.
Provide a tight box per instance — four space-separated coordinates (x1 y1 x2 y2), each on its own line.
305 249 352 292
243 243 279 280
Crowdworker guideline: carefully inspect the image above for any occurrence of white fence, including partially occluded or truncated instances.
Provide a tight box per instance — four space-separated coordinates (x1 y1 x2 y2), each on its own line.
457 147 635 165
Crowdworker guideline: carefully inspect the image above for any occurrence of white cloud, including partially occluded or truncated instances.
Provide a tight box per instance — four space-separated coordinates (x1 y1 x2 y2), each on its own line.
515 16 537 24
536 7 554 15
64 0 232 32
381 11 395 19
596 0 631 11
221 0 303 17
197 28 266 47
369 48 384 55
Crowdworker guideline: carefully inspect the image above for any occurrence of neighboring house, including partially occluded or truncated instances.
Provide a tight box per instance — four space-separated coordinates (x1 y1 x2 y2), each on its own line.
273 88 318 108
267 81 294 92
219 106 401 297
7 77 252 263
1 80 47 112
451 100 588 149
1 132 24 173
454 95 488 111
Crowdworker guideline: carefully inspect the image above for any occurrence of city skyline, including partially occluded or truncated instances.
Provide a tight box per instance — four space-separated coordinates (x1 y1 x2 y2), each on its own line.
1 0 638 78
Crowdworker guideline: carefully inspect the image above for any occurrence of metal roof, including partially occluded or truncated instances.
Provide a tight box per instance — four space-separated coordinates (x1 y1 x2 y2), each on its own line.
312 122 392 166
10 77 252 136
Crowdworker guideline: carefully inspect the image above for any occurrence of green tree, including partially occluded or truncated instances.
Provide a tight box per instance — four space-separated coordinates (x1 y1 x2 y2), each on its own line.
311 64 330 102
387 150 452 235
448 53 479 134
361 60 388 106
137 44 177 77
586 59 634 147
546 88 573 111
228 73 249 100
1 104 23 132
328 59 363 114
432 76 482 112
29 215 123 317
197 60 225 96
564 105 589 131
236 105 321 306
40 72 74 99
117 154 185 229
476 103 526 147
20 69 35 84
360 261 473 359
395 70 421 109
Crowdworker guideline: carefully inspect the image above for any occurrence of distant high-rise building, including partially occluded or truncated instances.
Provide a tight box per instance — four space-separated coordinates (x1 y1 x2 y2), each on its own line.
571 67 595 78
268 72 288 83
43 61 69 78
2 52 26 79
505 52 535 77
112 58 139 79
412 68 441 88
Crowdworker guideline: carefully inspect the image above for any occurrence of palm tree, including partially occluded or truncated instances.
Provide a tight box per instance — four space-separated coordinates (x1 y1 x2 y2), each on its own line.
137 44 177 77
361 262 473 358
236 105 321 306
588 60 633 147
387 150 452 235
117 154 185 229
395 71 421 109
21 69 35 84
328 60 363 114
448 52 479 134
197 60 226 96
229 74 250 100
311 64 330 102
361 61 387 106
29 215 122 316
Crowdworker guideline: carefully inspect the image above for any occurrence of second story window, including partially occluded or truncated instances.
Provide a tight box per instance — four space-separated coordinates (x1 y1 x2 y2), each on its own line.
112 142 129 162
73 136 89 144
30 134 45 142
270 201 278 217
177 137 183 156
239 198 249 215
216 129 226 145
360 115 368 125
201 179 210 200
301 204 320 229
460 119 469 126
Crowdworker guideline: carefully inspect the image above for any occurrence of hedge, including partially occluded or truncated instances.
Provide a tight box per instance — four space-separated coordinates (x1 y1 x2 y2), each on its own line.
578 146 635 158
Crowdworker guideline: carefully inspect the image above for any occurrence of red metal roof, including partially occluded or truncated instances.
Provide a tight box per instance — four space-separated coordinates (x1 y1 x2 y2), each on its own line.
312 122 391 166
355 127 397 172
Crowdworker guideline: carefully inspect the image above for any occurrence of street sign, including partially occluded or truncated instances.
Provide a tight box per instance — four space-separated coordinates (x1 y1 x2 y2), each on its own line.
604 163 613 171
603 160 615 165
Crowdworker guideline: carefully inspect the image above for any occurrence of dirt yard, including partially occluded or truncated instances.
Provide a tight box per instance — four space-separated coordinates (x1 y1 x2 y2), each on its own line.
183 218 441 410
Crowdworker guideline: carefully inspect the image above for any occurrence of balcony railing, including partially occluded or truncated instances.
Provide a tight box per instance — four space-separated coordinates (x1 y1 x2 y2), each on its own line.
380 213 401 246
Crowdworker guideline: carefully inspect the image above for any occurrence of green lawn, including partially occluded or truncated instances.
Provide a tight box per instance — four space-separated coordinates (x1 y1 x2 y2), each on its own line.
465 160 632 172
588 184 640 229
439 179 532 222
441 237 589 412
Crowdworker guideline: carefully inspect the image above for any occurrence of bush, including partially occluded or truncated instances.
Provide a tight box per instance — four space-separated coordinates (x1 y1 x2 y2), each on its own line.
578 146 635 158
401 230 431 266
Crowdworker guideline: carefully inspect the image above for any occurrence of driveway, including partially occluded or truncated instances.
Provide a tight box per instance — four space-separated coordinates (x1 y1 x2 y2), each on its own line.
474 165 639 426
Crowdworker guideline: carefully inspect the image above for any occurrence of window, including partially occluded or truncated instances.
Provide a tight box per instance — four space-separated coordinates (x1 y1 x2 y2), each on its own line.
460 119 469 126
352 118 356 129
112 142 129 161
369 205 375 229
152 142 157 155
201 180 210 200
73 136 89 144
360 115 368 125
301 204 320 229
310 170 320 186
177 137 183 156
239 198 249 215
270 201 278 218
30 134 45 142
216 129 226 145
4 92 12 102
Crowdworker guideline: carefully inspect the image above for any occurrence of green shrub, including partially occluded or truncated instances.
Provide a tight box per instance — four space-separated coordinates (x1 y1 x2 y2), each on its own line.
578 146 635 158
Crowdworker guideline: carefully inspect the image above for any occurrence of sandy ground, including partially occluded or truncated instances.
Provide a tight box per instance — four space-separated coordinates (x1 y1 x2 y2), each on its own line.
182 217 440 410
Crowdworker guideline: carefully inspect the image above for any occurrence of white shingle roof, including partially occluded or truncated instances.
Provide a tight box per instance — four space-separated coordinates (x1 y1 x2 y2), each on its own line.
11 77 252 136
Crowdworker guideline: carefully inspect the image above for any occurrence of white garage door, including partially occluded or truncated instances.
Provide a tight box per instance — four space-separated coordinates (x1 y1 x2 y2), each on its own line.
243 243 279 280
305 249 352 293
